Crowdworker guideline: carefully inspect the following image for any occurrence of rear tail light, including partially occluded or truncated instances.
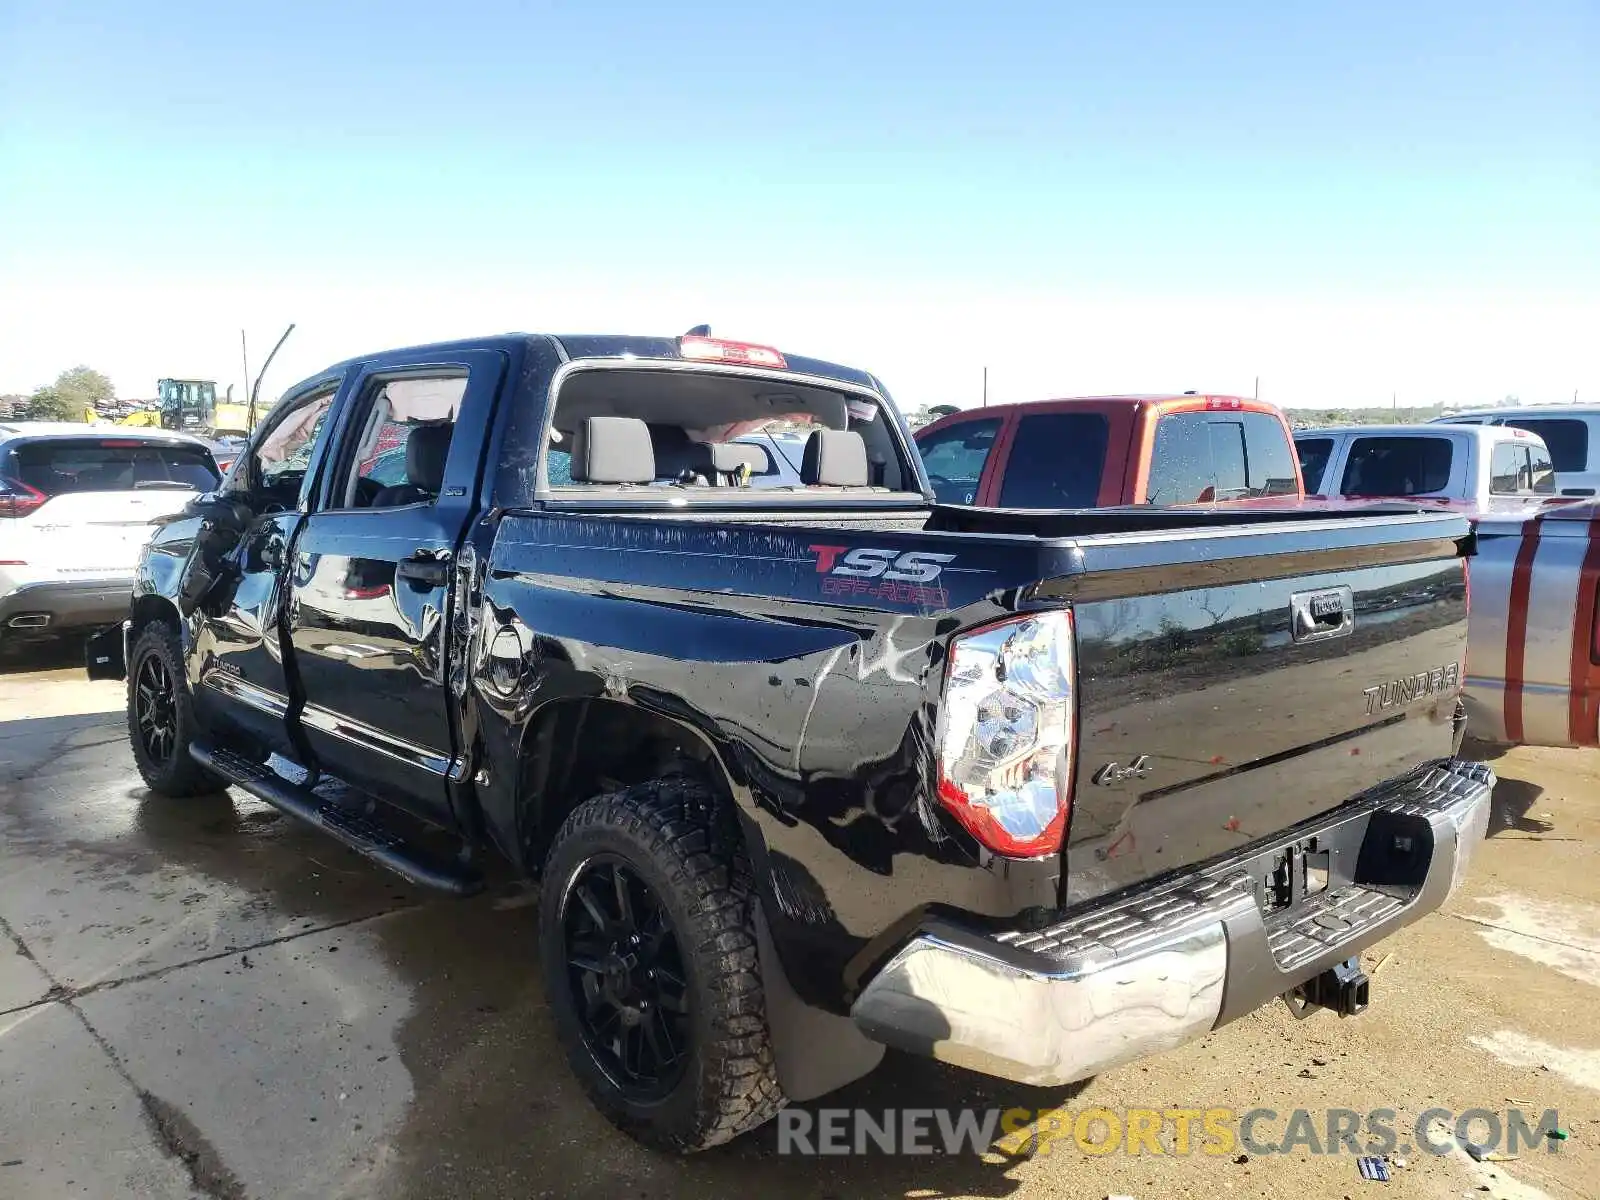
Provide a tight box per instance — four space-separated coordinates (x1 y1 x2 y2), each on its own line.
936 610 1077 857
0 478 47 519
679 335 787 370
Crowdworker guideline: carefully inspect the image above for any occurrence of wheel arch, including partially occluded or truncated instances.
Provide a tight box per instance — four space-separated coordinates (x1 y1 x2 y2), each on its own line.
129 592 183 638
511 695 750 874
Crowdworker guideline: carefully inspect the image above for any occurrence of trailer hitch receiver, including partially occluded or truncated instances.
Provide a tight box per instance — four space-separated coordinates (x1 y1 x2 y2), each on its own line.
1283 956 1370 1019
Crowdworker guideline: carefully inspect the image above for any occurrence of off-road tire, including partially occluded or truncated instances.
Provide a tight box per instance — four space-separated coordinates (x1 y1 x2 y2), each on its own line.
539 778 787 1151
127 622 225 797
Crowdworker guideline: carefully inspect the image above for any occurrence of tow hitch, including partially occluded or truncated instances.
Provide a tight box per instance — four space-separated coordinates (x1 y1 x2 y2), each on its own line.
1283 956 1370 1019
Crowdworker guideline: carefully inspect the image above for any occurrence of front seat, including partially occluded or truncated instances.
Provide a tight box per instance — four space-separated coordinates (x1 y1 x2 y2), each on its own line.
370 423 453 507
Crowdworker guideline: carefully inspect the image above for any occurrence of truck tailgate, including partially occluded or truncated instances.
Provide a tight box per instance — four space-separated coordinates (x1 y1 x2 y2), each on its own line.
1037 511 1470 903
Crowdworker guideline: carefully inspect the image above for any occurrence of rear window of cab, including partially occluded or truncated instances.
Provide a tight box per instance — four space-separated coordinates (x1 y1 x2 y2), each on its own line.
3 438 219 495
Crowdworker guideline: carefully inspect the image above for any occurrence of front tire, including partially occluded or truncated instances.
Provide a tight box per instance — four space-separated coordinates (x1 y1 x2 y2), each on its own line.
539 779 786 1151
127 622 224 797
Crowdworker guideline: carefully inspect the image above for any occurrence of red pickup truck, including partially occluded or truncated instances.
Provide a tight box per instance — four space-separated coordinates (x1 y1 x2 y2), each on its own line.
914 394 1304 508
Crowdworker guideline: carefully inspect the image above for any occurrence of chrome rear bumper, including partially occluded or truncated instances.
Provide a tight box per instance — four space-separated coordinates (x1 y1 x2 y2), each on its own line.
851 759 1494 1086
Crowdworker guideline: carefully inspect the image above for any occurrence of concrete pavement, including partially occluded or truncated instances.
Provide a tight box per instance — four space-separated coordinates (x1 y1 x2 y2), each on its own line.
1 639 1596 1199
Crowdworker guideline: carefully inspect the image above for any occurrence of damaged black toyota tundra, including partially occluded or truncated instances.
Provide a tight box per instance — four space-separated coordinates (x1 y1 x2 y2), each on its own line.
88 331 1492 1151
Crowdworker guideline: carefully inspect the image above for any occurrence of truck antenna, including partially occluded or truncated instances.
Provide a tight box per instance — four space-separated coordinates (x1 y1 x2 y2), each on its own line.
247 323 296 434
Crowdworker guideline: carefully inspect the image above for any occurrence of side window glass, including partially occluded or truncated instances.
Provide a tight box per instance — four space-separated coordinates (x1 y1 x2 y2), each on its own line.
334 375 467 509
1489 442 1524 495
1341 437 1453 496
1242 412 1301 495
241 388 338 504
997 412 1110 508
1527 442 1557 494
1295 438 1334 492
1145 413 1211 503
915 418 1001 505
1506 419 1588 473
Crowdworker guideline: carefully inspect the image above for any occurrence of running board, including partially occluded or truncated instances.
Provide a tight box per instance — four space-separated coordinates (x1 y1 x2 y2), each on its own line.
190 742 483 896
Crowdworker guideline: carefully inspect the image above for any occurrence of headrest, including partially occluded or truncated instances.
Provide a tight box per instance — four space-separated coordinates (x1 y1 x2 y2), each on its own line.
800 430 869 487
569 417 654 484
405 423 453 493
709 443 769 475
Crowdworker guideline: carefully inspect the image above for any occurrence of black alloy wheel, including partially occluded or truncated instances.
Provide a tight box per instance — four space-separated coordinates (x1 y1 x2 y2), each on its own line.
133 650 177 766
559 854 691 1099
125 622 224 797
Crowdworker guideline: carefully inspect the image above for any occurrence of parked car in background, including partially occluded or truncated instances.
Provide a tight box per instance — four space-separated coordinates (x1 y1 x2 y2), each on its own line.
731 431 807 486
0 425 220 649
1430 406 1600 497
1296 423 1561 516
1461 497 1600 748
913 394 1302 508
207 435 247 476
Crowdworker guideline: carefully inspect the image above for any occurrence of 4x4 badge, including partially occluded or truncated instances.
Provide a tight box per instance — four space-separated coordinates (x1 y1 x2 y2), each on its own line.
1092 755 1153 786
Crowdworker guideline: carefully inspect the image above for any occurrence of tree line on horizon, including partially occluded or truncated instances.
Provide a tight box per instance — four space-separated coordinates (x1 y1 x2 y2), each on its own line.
1 366 116 422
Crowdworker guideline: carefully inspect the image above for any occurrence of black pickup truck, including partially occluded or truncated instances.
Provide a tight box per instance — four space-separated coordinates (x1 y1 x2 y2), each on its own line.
88 331 1493 1151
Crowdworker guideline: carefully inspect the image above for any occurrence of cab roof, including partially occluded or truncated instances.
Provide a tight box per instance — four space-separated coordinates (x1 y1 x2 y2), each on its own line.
1297 423 1548 444
319 333 880 393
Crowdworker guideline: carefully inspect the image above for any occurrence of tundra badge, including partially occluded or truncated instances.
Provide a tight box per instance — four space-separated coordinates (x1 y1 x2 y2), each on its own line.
1363 663 1461 714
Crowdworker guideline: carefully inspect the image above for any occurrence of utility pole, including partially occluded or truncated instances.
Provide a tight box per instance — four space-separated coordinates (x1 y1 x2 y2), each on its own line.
982 366 988 408
1254 375 1259 401
240 330 250 409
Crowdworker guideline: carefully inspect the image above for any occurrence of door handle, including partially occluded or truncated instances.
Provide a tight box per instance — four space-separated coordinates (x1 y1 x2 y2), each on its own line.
396 549 450 587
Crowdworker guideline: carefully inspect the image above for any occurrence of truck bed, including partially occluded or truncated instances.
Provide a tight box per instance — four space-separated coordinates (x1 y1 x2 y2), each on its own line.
492 503 1470 916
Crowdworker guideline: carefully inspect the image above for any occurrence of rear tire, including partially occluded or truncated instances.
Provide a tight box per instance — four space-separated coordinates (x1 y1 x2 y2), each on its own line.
539 779 786 1151
127 622 225 798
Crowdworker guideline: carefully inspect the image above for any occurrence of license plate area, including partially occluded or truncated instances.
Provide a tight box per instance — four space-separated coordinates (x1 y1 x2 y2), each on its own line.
1257 835 1341 915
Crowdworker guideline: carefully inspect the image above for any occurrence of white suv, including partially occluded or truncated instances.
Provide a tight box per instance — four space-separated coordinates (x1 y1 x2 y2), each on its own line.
1429 406 1600 497
0 424 220 648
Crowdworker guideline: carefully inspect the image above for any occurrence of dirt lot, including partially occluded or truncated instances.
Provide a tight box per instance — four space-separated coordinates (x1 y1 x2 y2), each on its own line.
1 639 1596 1199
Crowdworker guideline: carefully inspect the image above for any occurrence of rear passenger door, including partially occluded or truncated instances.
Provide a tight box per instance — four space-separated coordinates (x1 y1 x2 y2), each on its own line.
286 349 505 826
996 411 1114 508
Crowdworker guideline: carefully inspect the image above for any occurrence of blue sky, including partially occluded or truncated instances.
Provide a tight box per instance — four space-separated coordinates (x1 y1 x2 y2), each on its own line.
2 1 1595 409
